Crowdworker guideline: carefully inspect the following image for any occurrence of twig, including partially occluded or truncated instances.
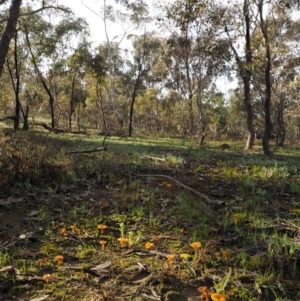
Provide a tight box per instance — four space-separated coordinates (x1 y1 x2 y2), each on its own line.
134 174 224 205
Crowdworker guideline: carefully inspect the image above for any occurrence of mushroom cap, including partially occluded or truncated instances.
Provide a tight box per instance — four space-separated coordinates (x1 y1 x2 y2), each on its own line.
55 255 64 260
211 293 226 301
189 241 202 249
43 274 51 280
118 237 129 243
100 240 107 244
166 254 176 260
145 242 154 249
197 286 208 293
97 224 108 230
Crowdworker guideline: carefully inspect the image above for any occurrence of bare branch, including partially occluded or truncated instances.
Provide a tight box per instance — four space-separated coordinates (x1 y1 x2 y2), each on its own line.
0 5 73 24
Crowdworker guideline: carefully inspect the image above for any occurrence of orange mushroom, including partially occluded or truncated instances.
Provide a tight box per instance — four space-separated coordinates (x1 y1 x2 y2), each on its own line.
97 224 108 234
70 225 76 233
210 293 227 301
43 274 52 284
189 241 202 252
55 255 64 265
166 254 176 265
145 242 154 249
221 249 229 260
197 286 211 301
38 258 44 267
118 237 129 247
61 228 67 236
100 240 107 250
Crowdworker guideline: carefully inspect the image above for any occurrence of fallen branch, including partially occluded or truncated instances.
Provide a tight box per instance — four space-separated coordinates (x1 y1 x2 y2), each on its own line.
0 115 18 121
141 156 166 162
134 174 224 206
66 146 107 154
31 122 67 133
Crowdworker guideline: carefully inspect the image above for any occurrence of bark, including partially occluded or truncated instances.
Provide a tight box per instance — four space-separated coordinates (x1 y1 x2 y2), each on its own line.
243 0 255 149
128 72 141 137
185 58 194 134
128 45 146 137
7 31 25 131
275 99 285 147
23 105 29 130
69 74 76 132
0 0 22 77
77 101 81 132
96 81 107 131
258 1 272 155
196 77 206 145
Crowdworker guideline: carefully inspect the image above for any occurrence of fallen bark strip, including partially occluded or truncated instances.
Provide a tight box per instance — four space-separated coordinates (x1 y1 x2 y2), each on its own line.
141 155 166 162
66 146 107 154
134 174 224 206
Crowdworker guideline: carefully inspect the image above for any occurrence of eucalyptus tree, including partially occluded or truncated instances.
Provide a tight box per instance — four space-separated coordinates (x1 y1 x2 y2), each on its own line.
0 0 22 77
62 40 93 132
160 0 229 139
247 0 300 152
95 0 150 123
87 45 108 131
23 10 89 129
127 32 162 137
6 28 24 130
0 0 72 78
219 0 256 149
250 2 300 147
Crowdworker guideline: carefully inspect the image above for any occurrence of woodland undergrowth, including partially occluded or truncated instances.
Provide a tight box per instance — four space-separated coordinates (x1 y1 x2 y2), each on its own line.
1 128 300 301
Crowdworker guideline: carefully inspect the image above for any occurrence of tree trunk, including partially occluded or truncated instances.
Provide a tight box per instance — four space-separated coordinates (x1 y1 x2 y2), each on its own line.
96 81 107 131
0 0 22 77
69 74 76 132
243 0 255 149
225 0 255 149
277 100 285 147
77 101 81 132
258 1 272 155
243 77 255 149
196 79 206 146
128 76 140 137
23 105 29 130
25 25 56 129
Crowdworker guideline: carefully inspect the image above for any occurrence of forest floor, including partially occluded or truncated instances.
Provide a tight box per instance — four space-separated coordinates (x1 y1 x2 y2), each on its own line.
1 127 300 301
